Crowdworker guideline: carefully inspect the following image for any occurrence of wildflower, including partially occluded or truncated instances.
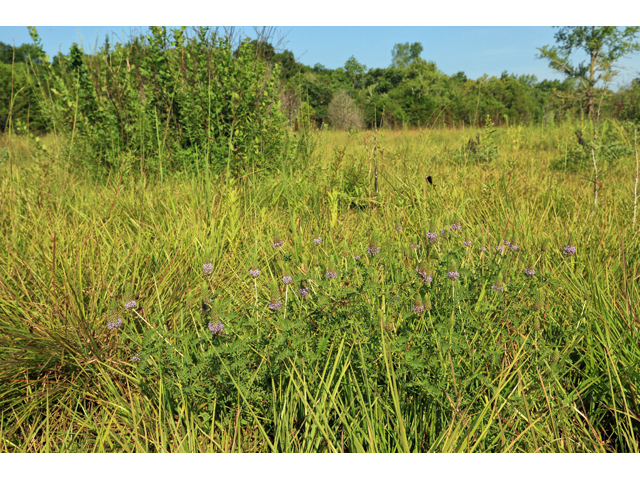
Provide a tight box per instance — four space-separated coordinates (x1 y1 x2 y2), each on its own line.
125 300 137 309
203 263 213 275
426 231 438 244
393 220 403 232
541 238 550 253
107 317 123 330
325 270 337 279
249 267 261 278
463 240 472 247
416 262 433 283
510 244 518 251
367 246 380 255
524 267 535 276
412 294 425 314
131 353 140 362
272 237 284 249
492 273 505 292
354 255 361 261
208 322 224 334
313 236 322 246
495 245 505 254
410 242 419 249
564 245 576 256
282 275 293 285
298 286 309 297
478 246 488 252
447 262 460 281
268 299 283 310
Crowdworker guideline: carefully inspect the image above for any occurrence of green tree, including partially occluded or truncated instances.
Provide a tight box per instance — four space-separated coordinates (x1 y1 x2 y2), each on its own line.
391 42 423 69
537 26 640 117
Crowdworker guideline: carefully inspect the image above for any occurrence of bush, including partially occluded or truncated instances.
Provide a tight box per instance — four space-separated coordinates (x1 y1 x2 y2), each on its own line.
327 90 363 131
27 27 288 177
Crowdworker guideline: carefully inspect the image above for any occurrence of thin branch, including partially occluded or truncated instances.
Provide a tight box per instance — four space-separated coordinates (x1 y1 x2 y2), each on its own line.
634 128 639 231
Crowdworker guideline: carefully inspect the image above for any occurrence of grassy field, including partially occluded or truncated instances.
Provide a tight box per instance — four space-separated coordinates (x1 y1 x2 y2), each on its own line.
0 122 639 452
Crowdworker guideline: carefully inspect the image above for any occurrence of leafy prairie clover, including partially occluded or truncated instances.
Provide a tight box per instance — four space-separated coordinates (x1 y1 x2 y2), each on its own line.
202 262 213 275
412 294 425 314
367 232 381 255
282 273 293 285
208 321 224 334
313 234 322 246
268 287 283 311
491 273 505 292
272 234 284 249
107 317 123 330
447 261 460 281
249 263 261 278
416 261 433 283
450 215 462 231
325 259 338 279
563 233 576 256
297 280 310 297
541 237 551 253
508 231 519 251
463 234 472 247
427 220 438 244
410 236 420 249
393 218 403 232
524 260 535 276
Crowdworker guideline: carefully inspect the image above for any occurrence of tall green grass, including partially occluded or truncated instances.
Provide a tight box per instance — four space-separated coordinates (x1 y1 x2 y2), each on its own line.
0 122 638 452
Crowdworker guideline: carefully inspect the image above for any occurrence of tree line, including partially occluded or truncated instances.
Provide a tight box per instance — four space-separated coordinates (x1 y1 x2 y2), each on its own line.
1 26 639 136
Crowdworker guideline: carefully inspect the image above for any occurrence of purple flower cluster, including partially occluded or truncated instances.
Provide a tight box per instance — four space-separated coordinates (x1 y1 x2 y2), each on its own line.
463 240 472 247
524 268 535 276
412 304 425 314
478 246 488 252
421 275 433 283
249 268 261 278
354 255 361 261
427 232 438 244
410 243 419 249
125 300 137 309
298 287 309 297
510 244 518 251
450 224 461 231
394 225 402 232
131 353 140 362
313 237 322 245
325 270 338 279
282 275 293 285
107 318 123 330
208 322 224 334
272 239 284 249
268 300 283 311
564 245 576 256
203 263 213 275
447 271 460 281
496 245 505 254
491 285 504 292
367 246 380 255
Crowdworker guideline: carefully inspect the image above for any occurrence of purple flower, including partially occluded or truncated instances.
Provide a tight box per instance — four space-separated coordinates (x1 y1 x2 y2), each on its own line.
410 243 419 249
478 246 488 252
503 240 511 246
412 304 425 314
313 237 322 245
367 246 380 255
268 300 283 311
125 300 137 309
491 285 504 292
249 268 260 278
451 224 461 231
510 244 518 251
564 245 576 256
524 268 535 276
447 271 460 281
463 240 472 247
208 322 224 334
427 232 438 244
394 225 403 232
282 275 293 285
325 270 337 279
203 263 213 275
272 239 284 249
131 353 140 362
107 318 123 330
421 275 433 283
298 287 309 297
496 245 505 254
354 255 361 261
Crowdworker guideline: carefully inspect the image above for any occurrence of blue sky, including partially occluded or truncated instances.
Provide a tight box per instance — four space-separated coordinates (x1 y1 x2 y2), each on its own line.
2 25 639 88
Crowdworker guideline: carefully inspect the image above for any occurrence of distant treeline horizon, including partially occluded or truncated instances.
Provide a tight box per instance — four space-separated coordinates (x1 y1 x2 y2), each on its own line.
1 29 640 135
